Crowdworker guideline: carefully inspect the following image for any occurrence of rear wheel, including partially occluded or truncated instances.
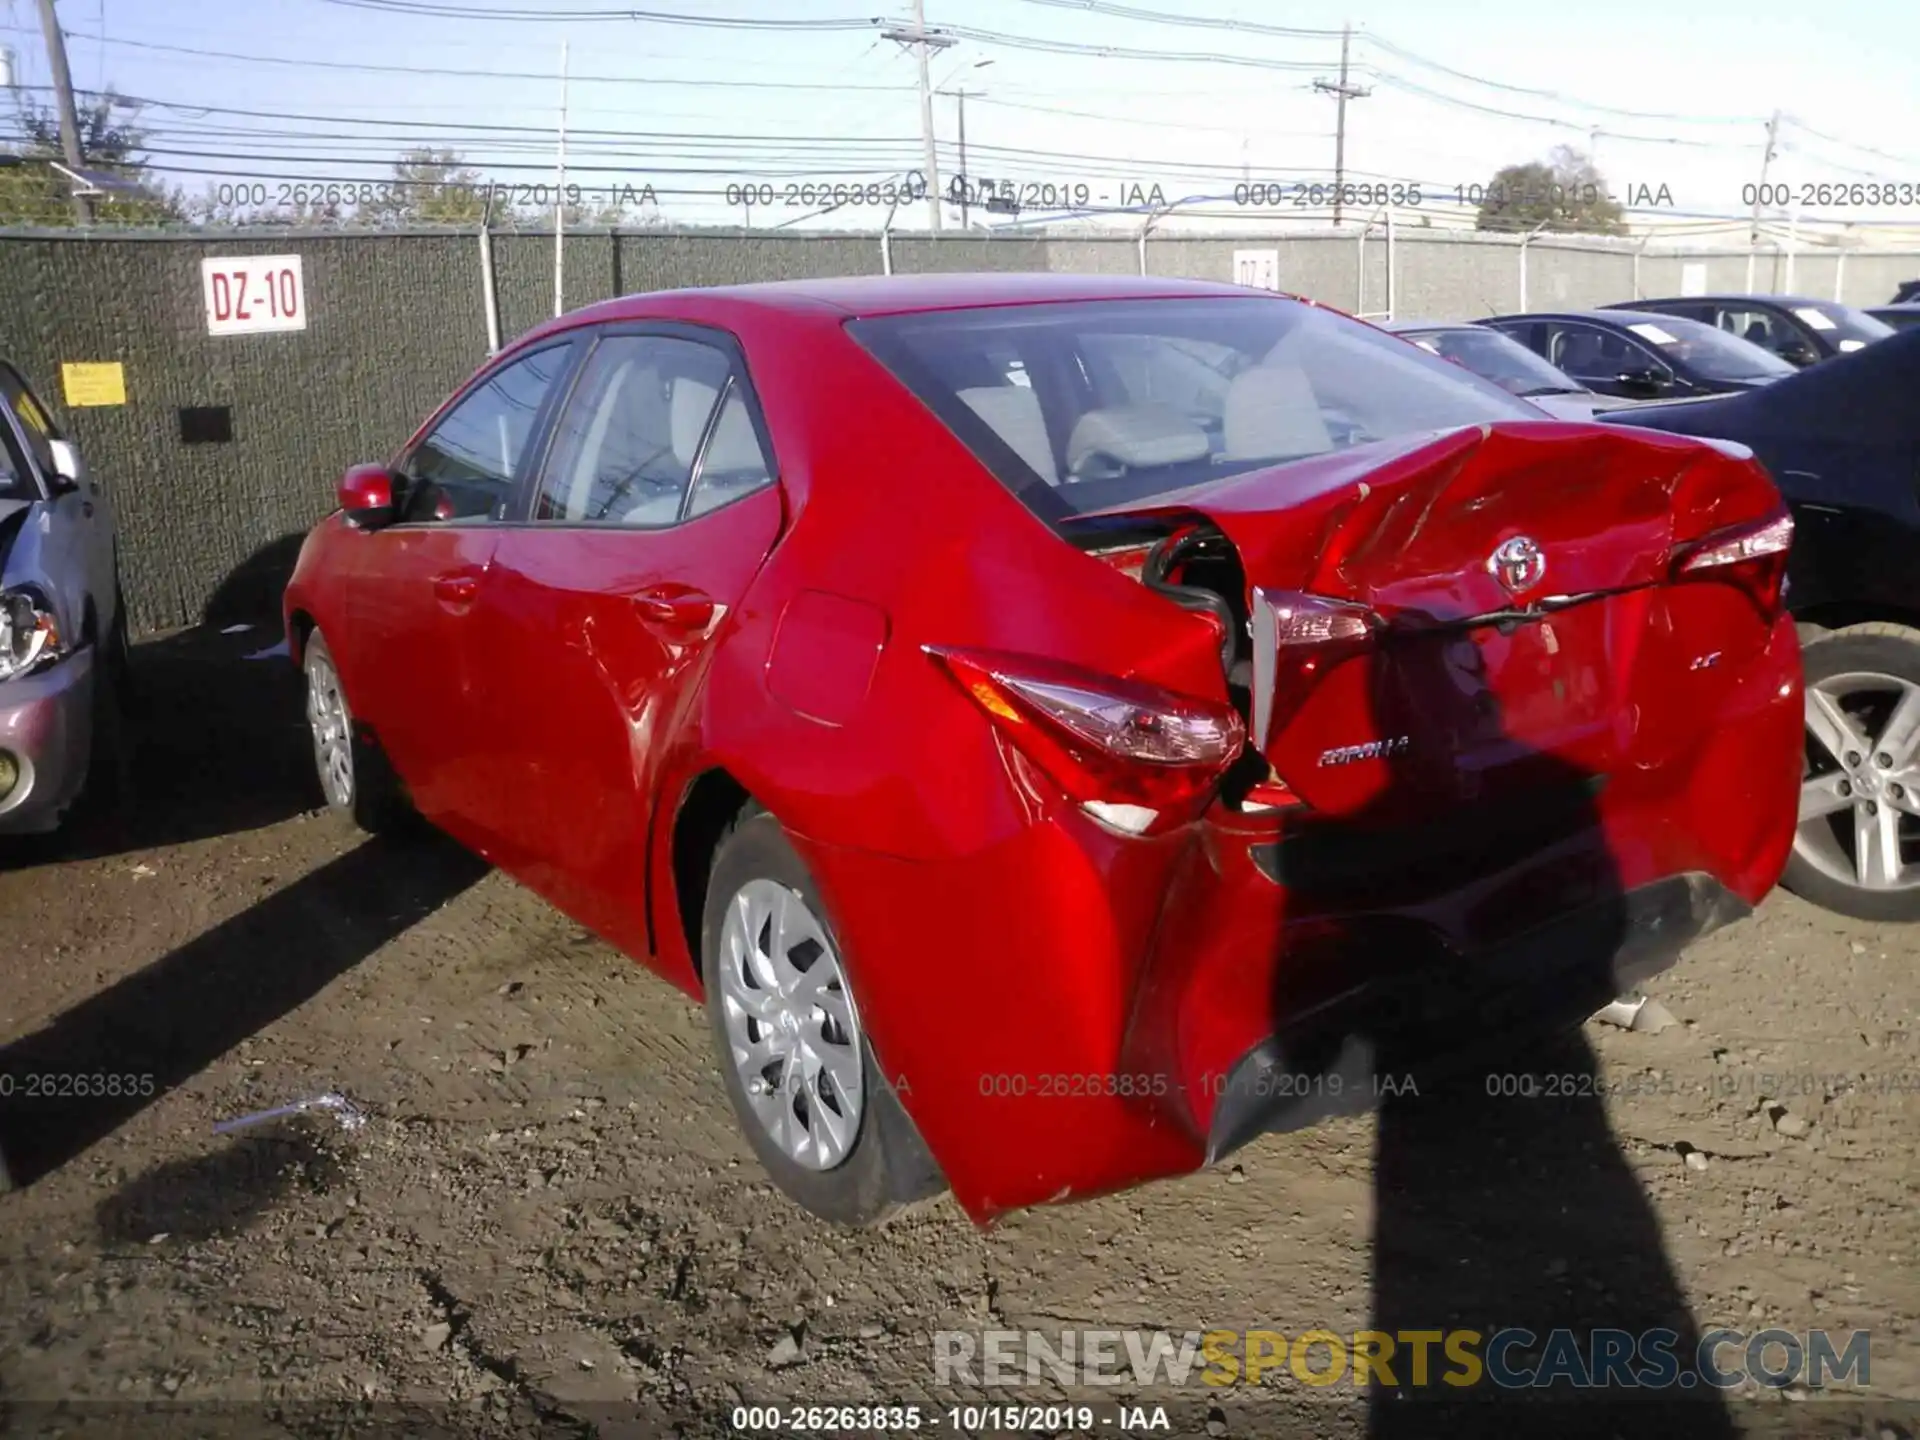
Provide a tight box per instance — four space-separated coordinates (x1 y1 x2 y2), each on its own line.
303 630 410 834
700 806 944 1225
1784 623 1920 921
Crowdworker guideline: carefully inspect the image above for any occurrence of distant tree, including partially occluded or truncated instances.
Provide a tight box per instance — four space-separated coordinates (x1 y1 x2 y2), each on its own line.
189 190 347 228
1474 146 1625 236
0 91 181 227
363 148 494 226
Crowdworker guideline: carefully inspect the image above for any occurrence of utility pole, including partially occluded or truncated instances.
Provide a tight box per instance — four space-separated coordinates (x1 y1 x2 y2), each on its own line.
882 1 953 232
34 0 92 225
1312 23 1370 228
1749 109 1781 247
554 38 568 318
955 88 970 228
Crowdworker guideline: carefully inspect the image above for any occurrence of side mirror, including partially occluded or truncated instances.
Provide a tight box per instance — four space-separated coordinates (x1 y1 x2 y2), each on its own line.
45 438 84 494
1777 342 1818 367
338 463 396 527
1615 367 1672 396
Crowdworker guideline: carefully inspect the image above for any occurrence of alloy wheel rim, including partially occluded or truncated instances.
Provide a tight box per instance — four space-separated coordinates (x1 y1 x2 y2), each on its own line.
716 878 864 1171
307 656 355 809
1796 671 1920 892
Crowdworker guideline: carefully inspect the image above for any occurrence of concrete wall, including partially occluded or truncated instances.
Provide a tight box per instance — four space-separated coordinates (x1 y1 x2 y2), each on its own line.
1 227 1913 633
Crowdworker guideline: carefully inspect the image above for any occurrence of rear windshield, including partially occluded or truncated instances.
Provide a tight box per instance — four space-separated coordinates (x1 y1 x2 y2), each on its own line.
1785 300 1894 350
1617 314 1798 383
849 297 1537 522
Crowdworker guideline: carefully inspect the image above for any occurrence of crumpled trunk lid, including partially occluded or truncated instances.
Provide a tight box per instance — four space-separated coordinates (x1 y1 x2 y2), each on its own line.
1085 421 1787 826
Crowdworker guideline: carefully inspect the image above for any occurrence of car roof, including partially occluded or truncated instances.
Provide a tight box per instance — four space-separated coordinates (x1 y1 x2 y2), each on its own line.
1607 295 1836 308
1377 318 1478 332
561 271 1270 323
1870 302 1920 313
1483 309 1692 327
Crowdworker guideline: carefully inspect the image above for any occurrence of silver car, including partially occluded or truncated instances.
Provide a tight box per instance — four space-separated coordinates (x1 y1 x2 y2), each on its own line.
0 362 127 834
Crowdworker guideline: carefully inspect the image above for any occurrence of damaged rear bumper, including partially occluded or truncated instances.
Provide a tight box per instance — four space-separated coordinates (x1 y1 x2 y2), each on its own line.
1204 871 1749 1164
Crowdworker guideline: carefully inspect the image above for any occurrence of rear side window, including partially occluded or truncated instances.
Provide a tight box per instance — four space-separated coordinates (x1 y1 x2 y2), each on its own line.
405 344 572 522
534 332 773 527
850 297 1535 525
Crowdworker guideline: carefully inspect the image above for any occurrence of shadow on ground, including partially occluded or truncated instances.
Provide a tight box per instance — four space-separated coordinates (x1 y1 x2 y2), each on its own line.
1227 620 1742 1435
0 622 314 870
0 827 487 1190
95 1121 352 1244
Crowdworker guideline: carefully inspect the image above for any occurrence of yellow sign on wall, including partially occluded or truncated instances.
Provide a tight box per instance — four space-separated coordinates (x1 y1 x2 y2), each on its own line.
61 362 127 408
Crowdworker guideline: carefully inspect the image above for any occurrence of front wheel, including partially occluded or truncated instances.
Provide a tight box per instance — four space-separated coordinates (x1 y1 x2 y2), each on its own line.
700 806 944 1225
303 629 411 834
1783 623 1920 921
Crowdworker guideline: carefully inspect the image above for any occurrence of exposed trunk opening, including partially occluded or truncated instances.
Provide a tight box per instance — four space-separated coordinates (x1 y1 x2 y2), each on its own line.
1065 423 1793 826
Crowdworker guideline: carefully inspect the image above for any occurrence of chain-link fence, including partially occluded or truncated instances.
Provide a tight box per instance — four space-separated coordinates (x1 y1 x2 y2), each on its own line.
1 224 1915 635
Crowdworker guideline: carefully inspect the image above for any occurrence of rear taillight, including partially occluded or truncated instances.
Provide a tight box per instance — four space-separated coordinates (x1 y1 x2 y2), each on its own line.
1670 509 1794 616
1248 590 1381 749
926 646 1245 835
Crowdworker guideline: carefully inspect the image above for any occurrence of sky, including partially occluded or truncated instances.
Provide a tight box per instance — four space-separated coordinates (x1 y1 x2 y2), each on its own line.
0 0 1914 238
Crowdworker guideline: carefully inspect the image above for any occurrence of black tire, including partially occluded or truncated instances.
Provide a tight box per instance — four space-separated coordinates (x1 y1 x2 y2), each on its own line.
302 630 413 835
700 806 945 1226
1781 622 1920 922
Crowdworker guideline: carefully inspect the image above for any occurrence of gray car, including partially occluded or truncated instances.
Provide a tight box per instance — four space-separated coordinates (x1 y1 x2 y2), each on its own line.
0 361 127 834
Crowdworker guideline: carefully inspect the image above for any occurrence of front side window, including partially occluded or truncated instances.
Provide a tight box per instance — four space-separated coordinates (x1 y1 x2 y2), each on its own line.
1711 306 1792 353
534 333 769 527
850 297 1536 523
403 344 572 522
1547 323 1659 383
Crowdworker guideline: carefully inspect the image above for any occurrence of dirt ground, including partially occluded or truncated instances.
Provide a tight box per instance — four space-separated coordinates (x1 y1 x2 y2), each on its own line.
0 625 1916 1440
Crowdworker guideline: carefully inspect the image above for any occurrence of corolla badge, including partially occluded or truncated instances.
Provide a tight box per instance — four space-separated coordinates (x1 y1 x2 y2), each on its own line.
1488 535 1547 594
1318 736 1412 767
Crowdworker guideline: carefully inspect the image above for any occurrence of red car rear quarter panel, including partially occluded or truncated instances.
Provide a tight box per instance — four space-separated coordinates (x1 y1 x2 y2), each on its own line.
661 304 1235 1218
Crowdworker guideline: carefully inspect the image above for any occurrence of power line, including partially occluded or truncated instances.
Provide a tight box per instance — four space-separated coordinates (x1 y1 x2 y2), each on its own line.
941 21 1345 71
977 94 1330 139
13 30 917 87
1018 0 1769 126
309 0 878 28
1360 32 1767 125
1008 0 1344 39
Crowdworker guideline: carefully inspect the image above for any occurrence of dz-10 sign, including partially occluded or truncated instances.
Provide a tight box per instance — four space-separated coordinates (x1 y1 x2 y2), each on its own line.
201 255 306 335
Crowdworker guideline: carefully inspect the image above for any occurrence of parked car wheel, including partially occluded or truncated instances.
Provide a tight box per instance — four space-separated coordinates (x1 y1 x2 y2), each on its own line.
700 806 944 1225
1784 623 1920 921
303 630 410 834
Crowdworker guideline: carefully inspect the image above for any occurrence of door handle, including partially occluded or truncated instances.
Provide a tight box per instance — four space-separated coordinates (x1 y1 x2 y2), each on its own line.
432 571 481 612
633 585 716 633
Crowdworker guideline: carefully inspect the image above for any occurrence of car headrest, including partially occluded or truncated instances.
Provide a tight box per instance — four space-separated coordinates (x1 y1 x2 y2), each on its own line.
1221 365 1333 460
1066 405 1210 476
958 385 1059 484
670 376 721 467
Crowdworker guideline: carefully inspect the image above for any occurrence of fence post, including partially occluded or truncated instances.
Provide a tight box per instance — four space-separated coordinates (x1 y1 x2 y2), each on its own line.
1384 210 1395 321
1356 222 1366 314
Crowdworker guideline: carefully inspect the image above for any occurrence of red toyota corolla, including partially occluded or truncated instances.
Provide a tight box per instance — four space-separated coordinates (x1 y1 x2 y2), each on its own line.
283 274 1803 1226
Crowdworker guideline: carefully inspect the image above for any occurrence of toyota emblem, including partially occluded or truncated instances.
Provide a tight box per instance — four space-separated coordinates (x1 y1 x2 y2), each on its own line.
1488 535 1547 594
